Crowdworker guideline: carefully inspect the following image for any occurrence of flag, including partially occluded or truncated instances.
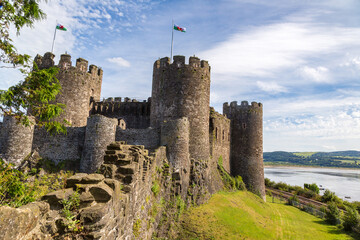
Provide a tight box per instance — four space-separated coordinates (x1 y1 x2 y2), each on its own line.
56 24 67 31
174 24 186 32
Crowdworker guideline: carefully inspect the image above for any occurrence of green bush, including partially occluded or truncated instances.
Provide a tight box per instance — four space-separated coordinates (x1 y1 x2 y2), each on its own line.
304 183 320 194
0 158 72 208
342 205 360 231
325 202 341 225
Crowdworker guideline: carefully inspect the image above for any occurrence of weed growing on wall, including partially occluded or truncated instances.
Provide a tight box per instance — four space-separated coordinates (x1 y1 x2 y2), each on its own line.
59 189 82 232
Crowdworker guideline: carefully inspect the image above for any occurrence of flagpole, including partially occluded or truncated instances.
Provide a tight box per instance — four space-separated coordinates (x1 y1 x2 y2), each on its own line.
170 19 174 63
51 25 57 53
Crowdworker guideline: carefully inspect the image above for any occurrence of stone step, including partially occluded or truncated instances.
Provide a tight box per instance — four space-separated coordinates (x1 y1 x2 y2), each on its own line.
115 173 134 185
117 164 136 175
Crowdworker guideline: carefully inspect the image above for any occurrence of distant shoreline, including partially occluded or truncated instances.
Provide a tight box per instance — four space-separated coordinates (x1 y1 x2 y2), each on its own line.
264 164 360 170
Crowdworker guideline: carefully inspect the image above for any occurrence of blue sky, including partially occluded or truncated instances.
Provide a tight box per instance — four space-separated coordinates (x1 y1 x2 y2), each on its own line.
1 0 360 152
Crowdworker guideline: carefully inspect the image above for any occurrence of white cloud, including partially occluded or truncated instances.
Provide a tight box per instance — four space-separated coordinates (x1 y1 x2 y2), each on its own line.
200 23 360 78
256 81 287 94
107 57 131 67
300 66 331 83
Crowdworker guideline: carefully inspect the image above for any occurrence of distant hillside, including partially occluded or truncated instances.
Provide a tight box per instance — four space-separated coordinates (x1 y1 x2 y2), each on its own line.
264 151 360 168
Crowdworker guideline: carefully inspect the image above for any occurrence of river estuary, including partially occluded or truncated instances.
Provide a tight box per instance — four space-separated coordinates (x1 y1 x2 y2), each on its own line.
264 166 360 202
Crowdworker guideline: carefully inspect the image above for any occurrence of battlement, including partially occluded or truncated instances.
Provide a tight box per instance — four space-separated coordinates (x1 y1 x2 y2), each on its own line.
154 55 210 70
100 97 151 103
35 52 102 76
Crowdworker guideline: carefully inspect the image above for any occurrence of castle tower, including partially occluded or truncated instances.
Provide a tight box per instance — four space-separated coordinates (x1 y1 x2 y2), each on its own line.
80 115 118 173
34 53 103 127
224 101 265 200
151 56 211 161
0 116 35 166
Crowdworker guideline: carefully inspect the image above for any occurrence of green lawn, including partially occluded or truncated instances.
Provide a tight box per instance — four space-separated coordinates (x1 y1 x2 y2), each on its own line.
180 191 356 240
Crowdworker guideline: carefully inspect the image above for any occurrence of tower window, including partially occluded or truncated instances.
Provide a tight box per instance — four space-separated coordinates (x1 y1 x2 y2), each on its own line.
242 123 246 129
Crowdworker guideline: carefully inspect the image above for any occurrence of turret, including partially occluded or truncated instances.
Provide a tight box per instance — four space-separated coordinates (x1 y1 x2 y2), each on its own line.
34 53 103 127
224 101 265 201
151 56 211 161
0 116 35 166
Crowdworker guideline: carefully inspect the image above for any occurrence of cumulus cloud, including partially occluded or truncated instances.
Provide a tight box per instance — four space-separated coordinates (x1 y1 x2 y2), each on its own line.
300 66 331 83
256 81 287 94
107 57 131 67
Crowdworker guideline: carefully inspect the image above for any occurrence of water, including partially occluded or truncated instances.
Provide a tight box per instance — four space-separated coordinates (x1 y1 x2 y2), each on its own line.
264 167 360 202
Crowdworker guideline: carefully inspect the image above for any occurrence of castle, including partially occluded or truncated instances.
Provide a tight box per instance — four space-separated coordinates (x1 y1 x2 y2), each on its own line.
0 53 266 239
0 52 265 199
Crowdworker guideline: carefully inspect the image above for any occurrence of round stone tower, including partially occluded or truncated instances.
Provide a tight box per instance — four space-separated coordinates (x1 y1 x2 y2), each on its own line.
0 116 35 166
223 101 265 200
151 56 211 161
34 53 103 127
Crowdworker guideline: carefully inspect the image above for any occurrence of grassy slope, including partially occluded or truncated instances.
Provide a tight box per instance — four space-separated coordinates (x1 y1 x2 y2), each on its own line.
180 191 355 240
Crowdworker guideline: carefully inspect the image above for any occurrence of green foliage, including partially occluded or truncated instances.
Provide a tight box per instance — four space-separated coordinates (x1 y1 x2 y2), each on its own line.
176 195 186 220
287 194 299 206
0 64 69 134
304 183 320 194
151 181 160 197
325 202 342 225
217 156 246 191
0 0 45 67
59 189 82 232
133 218 142 238
0 158 73 208
0 0 68 134
322 189 337 203
342 205 360 231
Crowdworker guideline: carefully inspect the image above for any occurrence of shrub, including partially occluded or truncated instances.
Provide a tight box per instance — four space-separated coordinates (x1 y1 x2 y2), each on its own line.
304 183 320 194
0 158 73 208
342 205 360 231
264 178 275 188
287 195 299 206
325 202 341 225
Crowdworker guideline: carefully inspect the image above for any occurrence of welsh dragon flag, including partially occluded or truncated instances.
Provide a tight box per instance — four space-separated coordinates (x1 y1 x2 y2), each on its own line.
174 24 186 32
56 24 67 31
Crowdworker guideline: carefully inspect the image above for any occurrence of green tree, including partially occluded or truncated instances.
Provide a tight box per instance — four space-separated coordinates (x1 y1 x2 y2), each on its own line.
0 0 67 134
0 0 46 67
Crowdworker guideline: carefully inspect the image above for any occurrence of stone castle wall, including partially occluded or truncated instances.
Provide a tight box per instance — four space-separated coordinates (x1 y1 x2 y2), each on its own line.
115 127 159 149
91 97 151 129
32 126 85 164
151 56 211 162
223 101 265 200
0 142 173 240
209 107 231 173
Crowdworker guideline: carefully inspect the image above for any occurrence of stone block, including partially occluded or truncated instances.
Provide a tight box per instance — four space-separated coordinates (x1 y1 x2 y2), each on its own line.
42 188 74 209
89 182 113 202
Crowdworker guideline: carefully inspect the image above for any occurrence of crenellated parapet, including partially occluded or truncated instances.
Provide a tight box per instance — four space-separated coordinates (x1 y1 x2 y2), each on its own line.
34 52 103 127
223 100 265 200
91 97 151 129
151 55 211 162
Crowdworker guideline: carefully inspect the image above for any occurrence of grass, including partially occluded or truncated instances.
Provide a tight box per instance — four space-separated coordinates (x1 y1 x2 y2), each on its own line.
180 191 356 240
293 152 318 157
